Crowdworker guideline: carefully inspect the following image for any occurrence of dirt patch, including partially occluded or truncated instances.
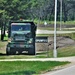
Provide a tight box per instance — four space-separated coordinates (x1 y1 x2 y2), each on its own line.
36 36 75 51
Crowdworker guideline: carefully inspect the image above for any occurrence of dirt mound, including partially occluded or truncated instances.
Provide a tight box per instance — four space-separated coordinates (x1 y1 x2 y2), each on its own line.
48 36 75 49
36 36 75 51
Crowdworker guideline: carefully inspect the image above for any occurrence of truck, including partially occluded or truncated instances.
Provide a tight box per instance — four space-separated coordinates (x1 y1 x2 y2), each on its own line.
6 20 37 55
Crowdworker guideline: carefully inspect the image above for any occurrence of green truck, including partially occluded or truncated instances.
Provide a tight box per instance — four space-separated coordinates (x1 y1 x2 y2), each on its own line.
6 20 36 55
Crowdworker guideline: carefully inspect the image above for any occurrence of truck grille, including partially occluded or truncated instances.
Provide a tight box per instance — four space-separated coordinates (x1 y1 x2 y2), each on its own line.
14 34 28 42
15 35 25 41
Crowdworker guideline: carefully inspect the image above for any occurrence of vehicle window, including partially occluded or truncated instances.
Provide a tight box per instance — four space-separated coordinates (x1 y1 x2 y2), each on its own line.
11 24 31 31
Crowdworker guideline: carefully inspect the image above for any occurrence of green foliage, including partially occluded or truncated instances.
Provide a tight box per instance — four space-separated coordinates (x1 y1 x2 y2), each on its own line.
57 45 75 57
0 0 75 21
0 61 69 75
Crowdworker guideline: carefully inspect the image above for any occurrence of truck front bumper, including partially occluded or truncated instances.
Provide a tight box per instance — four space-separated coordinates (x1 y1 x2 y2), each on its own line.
7 43 33 51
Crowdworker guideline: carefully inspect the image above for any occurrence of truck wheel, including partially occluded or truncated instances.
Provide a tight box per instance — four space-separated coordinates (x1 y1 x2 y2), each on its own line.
28 48 35 55
18 51 22 54
6 47 10 55
12 51 16 55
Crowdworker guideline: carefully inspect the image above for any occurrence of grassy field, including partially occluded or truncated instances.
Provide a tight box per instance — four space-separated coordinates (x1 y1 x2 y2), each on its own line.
57 45 75 57
38 27 75 31
0 61 69 75
36 20 75 31
34 20 75 25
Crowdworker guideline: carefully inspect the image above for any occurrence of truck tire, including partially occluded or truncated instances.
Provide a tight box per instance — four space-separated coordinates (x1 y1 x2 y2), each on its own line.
28 39 36 55
6 47 10 55
18 51 22 54
6 47 16 55
28 48 35 55
12 50 16 55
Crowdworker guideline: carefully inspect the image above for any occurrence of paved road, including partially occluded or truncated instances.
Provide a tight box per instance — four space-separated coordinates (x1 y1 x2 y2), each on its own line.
40 56 75 75
0 30 75 35
42 65 75 75
36 30 75 34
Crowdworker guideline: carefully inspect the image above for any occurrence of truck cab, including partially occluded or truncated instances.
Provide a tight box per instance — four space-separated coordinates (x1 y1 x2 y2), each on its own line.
6 20 36 55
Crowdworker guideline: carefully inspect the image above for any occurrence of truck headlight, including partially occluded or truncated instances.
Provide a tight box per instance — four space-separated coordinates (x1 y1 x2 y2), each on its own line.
28 39 33 44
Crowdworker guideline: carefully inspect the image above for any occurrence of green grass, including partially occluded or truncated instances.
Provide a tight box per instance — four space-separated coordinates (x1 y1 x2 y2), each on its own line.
34 20 75 25
42 45 75 58
0 61 69 75
46 45 75 57
38 27 75 31
63 21 75 25
37 27 54 30
4 35 8 41
57 45 75 57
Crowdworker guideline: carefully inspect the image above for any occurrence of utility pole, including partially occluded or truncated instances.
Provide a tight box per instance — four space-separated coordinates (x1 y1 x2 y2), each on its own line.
60 0 62 30
54 0 57 58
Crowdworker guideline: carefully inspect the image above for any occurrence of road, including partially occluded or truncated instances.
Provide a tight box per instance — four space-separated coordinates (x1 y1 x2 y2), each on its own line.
40 56 75 75
0 30 75 35
42 65 75 75
36 30 75 34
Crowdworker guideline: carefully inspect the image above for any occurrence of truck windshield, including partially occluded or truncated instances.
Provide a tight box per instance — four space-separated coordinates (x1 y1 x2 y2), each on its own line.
11 23 31 31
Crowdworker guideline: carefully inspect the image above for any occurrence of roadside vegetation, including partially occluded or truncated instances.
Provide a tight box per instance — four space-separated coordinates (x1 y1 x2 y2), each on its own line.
57 45 75 57
0 61 69 75
35 21 75 25
0 32 75 59
37 27 75 31
36 20 75 31
36 45 75 58
0 39 75 59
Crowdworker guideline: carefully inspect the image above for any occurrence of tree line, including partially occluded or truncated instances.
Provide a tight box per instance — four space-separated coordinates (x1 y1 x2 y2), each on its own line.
0 0 75 41
0 0 75 23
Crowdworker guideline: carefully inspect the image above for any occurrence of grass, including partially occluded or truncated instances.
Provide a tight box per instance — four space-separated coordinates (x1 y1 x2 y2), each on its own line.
63 21 75 25
0 61 69 75
57 45 75 57
38 27 75 31
36 20 75 31
34 20 75 25
0 41 7 48
4 35 8 41
46 45 75 57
